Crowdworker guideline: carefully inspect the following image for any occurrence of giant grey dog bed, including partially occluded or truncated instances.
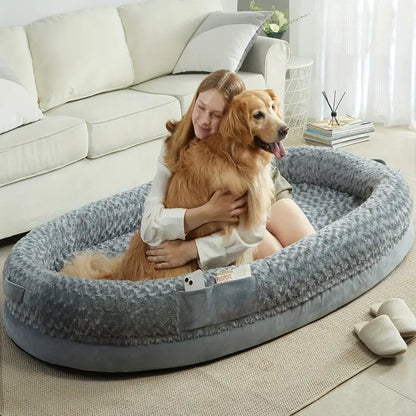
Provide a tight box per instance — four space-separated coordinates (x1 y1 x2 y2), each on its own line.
2 146 414 372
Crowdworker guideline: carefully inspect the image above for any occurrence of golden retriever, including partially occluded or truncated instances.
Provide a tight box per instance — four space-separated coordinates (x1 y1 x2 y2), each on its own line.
61 89 288 281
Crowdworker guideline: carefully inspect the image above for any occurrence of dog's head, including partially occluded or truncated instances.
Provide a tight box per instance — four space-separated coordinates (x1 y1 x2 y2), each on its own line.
220 89 288 159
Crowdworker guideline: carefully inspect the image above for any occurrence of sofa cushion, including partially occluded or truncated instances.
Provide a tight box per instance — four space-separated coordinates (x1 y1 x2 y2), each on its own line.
46 90 181 159
118 0 222 84
132 72 266 114
0 26 38 99
0 116 88 187
173 11 272 74
0 63 43 134
26 7 134 111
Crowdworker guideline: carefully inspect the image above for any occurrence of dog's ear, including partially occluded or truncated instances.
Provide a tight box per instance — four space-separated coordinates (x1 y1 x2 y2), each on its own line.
219 98 251 144
265 89 281 115
265 89 277 101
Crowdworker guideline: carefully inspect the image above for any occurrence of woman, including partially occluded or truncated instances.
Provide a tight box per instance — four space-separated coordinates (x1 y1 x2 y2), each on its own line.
141 69 314 270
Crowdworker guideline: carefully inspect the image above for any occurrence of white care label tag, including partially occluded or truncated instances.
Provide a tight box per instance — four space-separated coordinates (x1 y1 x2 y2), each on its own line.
182 269 205 291
231 264 252 280
215 272 233 283
215 264 252 283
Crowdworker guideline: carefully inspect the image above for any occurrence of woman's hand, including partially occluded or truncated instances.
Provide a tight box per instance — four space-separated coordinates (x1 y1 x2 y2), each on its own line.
203 190 247 223
146 240 198 269
184 190 247 233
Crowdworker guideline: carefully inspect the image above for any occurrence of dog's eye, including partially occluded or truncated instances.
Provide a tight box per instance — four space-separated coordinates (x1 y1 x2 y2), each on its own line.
271 103 275 110
253 112 264 120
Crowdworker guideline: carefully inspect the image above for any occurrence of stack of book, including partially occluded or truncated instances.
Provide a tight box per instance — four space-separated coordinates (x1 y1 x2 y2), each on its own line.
304 115 375 149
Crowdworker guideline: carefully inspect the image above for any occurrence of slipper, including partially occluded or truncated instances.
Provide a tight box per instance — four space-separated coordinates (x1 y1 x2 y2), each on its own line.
354 315 407 357
370 298 416 337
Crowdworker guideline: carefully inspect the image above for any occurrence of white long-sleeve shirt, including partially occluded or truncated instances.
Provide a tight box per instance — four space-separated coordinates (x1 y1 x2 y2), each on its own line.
140 144 265 269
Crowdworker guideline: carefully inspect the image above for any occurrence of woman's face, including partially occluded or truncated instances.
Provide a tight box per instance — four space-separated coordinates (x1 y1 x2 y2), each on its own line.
192 89 227 139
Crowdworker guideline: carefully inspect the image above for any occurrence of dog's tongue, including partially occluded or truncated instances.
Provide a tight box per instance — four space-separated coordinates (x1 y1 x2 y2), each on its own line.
270 141 286 159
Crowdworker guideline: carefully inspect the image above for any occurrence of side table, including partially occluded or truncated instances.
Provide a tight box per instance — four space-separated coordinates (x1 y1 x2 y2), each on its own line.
284 56 313 143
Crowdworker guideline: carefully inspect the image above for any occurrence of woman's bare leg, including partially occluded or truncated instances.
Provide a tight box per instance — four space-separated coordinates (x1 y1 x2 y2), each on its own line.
267 198 315 247
253 198 315 260
253 229 283 260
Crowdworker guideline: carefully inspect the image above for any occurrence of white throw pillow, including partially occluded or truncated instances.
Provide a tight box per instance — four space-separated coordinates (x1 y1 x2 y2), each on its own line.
26 7 134 111
173 11 272 74
119 0 222 84
0 75 43 134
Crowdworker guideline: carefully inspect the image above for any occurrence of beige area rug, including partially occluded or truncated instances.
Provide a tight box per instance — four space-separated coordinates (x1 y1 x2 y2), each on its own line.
1 180 415 416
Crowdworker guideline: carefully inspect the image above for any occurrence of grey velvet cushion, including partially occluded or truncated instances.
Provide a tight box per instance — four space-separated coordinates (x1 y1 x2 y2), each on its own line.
173 11 272 74
2 146 414 372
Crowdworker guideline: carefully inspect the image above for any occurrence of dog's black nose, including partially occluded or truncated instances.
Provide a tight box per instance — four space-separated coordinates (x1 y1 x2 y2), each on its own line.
279 125 289 138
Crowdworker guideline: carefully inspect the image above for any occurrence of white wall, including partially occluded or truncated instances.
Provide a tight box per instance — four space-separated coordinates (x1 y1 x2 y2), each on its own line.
0 0 237 27
222 0 238 12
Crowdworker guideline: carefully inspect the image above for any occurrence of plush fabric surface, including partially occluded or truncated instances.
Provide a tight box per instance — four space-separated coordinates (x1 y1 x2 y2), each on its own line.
173 11 272 74
3 147 413 351
0 60 43 134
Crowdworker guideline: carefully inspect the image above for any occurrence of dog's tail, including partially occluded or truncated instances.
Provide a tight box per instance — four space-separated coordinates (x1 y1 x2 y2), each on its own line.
60 252 122 280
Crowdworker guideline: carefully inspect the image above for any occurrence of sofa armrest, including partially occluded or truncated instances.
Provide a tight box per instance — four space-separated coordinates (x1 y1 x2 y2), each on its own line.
240 36 291 112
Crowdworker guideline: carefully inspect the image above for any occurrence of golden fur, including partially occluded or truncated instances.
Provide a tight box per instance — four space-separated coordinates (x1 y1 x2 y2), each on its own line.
61 89 288 281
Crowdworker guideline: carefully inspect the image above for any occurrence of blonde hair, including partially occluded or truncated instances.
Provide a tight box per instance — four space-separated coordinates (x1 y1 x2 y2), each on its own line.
164 69 246 171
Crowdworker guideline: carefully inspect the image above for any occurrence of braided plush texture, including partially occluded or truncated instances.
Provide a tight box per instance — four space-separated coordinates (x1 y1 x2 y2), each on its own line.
3 147 413 346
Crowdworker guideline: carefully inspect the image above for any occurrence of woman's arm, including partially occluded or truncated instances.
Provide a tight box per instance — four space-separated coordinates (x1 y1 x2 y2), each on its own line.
146 239 198 269
146 221 265 270
140 147 187 245
184 190 247 233
195 222 265 269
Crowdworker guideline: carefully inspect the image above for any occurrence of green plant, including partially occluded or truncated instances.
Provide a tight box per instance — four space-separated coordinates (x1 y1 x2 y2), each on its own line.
250 0 308 37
